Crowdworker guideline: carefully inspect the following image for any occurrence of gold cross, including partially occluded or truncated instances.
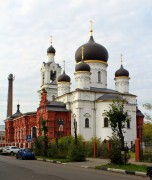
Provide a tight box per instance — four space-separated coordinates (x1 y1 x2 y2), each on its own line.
63 60 65 72
81 47 84 60
89 20 94 36
120 53 123 65
50 35 53 45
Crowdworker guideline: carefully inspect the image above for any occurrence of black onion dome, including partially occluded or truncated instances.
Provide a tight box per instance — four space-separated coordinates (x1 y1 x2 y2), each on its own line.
75 36 109 63
75 61 90 72
58 71 71 82
47 45 56 54
115 65 129 77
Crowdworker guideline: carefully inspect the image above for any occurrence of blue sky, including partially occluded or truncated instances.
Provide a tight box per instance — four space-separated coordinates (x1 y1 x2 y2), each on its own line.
0 0 152 124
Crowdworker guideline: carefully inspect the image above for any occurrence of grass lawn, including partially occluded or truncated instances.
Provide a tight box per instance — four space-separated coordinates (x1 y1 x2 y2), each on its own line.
96 163 147 173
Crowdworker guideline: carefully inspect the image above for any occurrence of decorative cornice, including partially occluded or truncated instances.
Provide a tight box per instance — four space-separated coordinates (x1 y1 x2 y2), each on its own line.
96 99 126 102
74 71 91 75
114 76 130 80
57 82 71 84
76 60 108 65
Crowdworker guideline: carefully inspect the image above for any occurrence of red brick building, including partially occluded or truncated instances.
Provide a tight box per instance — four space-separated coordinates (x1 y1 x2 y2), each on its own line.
4 89 71 148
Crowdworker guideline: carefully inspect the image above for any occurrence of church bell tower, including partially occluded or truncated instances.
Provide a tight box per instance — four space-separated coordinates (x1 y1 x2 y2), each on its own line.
38 36 62 101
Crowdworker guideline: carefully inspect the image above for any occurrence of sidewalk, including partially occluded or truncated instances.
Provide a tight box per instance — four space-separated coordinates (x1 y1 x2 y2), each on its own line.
129 158 152 167
67 158 109 168
66 157 152 168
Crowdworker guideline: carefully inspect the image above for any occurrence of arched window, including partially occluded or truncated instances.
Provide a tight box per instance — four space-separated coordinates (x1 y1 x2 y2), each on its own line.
104 118 108 127
32 127 37 138
85 118 89 128
127 120 130 129
98 71 101 83
50 70 56 82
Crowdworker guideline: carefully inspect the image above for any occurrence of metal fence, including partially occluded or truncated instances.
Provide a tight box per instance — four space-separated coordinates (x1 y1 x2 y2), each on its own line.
140 138 152 161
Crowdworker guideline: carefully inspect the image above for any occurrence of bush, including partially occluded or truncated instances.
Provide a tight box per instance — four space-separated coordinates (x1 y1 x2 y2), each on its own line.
33 136 49 157
47 136 74 159
109 135 130 164
33 137 44 156
85 138 108 158
69 143 86 162
47 141 59 158
58 136 74 158
85 137 101 157
98 142 109 158
34 135 86 161
85 141 94 157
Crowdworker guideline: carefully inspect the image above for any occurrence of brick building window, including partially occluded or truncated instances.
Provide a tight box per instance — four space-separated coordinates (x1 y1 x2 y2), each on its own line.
32 127 37 138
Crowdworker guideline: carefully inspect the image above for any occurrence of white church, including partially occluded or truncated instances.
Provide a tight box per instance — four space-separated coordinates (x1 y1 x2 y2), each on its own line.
38 25 137 142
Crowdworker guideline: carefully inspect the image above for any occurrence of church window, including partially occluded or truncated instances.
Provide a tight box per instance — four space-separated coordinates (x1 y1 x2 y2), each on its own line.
98 71 101 83
50 70 56 82
32 127 37 138
127 120 130 129
104 117 108 127
85 118 89 128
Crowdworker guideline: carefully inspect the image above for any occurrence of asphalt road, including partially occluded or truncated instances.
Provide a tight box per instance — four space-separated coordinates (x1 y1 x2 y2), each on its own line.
0 155 148 180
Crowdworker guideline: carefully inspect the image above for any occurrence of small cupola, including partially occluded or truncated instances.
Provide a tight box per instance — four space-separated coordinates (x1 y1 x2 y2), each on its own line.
75 47 91 72
114 54 130 93
47 35 56 54
58 70 71 83
57 61 71 96
115 54 129 78
115 65 129 77
58 60 71 83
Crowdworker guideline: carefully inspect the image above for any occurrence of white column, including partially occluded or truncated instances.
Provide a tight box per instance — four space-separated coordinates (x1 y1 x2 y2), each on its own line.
48 54 55 62
75 72 91 89
115 77 129 93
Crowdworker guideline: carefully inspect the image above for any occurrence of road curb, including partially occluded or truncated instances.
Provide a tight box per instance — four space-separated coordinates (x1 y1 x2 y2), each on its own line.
36 158 61 164
36 158 147 177
99 167 147 177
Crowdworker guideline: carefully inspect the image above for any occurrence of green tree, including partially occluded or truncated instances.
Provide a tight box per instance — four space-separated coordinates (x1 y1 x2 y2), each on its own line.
41 118 48 136
68 135 86 162
103 100 131 164
143 122 152 142
103 100 130 150
41 117 49 157
143 103 152 121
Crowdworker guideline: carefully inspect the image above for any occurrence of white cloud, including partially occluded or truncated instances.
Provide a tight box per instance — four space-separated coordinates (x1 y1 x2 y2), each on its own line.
0 0 152 124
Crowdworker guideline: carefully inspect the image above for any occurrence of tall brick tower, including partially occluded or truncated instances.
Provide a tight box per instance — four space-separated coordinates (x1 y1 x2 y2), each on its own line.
7 74 14 117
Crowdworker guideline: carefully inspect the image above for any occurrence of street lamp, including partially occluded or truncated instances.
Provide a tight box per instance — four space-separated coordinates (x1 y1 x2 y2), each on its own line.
74 119 77 145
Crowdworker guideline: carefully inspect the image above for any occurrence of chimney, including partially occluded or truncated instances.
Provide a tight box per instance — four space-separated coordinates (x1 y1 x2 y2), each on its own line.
7 74 14 117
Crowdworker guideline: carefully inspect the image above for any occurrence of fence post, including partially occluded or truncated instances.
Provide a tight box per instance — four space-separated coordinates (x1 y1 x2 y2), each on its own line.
94 141 97 158
135 138 140 161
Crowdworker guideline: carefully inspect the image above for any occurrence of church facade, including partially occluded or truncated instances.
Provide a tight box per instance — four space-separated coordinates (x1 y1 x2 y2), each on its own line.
38 26 144 142
3 25 144 147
